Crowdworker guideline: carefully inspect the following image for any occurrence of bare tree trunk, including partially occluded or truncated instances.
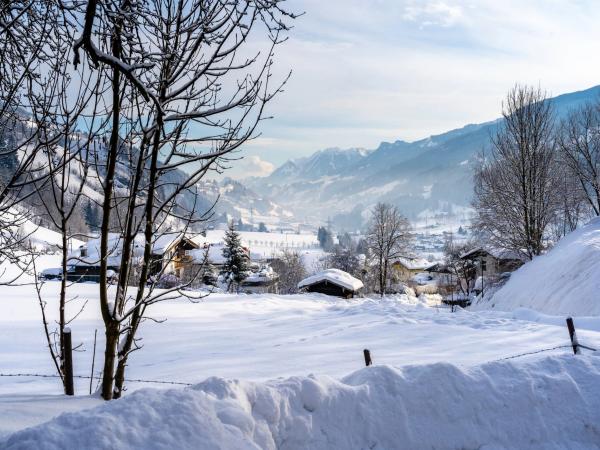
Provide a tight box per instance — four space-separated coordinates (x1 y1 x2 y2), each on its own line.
99 37 123 400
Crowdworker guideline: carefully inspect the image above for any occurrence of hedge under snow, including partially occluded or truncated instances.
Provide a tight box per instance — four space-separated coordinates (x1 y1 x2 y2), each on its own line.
3 354 600 450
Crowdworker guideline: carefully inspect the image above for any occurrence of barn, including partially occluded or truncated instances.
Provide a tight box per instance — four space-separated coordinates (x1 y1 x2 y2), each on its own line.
297 269 363 298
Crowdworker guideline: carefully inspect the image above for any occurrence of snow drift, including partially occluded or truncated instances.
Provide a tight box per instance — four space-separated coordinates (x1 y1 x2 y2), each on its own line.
480 217 600 316
4 354 600 450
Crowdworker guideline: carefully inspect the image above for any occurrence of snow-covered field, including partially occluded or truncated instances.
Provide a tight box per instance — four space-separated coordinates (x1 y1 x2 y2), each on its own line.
2 255 600 448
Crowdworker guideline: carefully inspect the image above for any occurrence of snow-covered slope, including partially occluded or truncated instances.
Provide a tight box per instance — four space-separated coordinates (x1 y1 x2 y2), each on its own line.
3 115 291 231
4 355 600 450
478 218 600 316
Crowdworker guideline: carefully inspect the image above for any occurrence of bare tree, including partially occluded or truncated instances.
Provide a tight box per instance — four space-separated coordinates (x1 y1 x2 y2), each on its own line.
0 1 62 280
270 249 306 294
324 244 362 279
29 55 101 394
72 0 296 399
557 101 600 217
442 234 476 298
1 0 107 390
365 202 412 296
474 85 558 260
549 158 587 241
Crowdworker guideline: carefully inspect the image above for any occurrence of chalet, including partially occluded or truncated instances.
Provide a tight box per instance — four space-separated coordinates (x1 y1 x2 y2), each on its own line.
150 232 200 278
425 262 451 276
459 247 525 277
298 269 363 298
66 232 200 282
391 257 433 282
172 239 258 287
66 233 121 282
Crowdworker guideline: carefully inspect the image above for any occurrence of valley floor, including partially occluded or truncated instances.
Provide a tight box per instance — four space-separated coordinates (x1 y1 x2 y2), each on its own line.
1 265 600 448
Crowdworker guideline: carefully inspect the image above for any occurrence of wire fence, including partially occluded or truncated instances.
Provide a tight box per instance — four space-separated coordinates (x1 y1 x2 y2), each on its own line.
0 372 193 386
1 342 596 388
490 344 574 362
0 318 597 391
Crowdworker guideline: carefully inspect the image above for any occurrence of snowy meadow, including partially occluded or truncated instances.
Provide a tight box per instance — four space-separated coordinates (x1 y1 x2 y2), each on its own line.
1 252 600 448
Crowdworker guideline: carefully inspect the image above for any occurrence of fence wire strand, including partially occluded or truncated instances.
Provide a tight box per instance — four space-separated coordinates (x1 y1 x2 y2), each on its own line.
490 344 573 362
0 373 192 386
1 341 596 388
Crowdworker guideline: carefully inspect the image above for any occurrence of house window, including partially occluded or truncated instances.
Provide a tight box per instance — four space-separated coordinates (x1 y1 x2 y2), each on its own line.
481 259 487 272
80 248 87 257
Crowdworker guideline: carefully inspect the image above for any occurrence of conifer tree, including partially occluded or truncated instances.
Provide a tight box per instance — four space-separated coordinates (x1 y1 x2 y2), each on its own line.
0 134 18 186
84 200 100 232
222 221 250 292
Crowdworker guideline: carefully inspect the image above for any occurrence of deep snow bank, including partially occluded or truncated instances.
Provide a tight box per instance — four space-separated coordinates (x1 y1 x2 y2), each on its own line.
4 354 600 450
479 217 600 316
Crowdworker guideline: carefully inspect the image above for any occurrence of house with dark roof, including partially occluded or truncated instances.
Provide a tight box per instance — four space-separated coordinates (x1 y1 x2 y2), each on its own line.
459 247 525 277
298 269 363 298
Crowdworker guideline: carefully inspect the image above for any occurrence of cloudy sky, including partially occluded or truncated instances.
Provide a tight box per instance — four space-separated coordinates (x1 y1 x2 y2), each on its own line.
232 0 600 178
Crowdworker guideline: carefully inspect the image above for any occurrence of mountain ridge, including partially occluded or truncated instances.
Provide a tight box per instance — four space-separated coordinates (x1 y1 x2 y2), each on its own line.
246 84 600 227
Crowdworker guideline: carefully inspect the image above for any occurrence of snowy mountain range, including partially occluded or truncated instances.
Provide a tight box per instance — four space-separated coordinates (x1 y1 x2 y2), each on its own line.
2 120 291 232
246 85 600 228
7 85 600 232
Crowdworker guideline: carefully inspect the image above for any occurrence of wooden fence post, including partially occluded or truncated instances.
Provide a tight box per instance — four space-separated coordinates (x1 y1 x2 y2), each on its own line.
566 317 580 355
89 329 97 395
64 328 74 395
363 349 372 367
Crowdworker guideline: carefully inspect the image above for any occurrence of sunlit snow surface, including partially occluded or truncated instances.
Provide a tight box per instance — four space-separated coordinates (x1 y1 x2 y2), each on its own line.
1 255 600 447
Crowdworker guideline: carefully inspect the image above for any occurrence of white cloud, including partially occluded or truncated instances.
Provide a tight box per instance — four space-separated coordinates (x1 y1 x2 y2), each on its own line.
402 1 463 27
240 155 275 178
225 0 600 171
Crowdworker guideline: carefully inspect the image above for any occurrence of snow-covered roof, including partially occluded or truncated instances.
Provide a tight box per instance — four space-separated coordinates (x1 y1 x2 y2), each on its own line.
69 232 197 267
190 243 226 265
298 269 364 292
152 232 187 254
460 247 525 261
69 233 124 267
190 242 253 266
392 257 432 271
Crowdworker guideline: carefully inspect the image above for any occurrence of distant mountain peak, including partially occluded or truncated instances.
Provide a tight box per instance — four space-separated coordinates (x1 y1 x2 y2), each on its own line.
246 85 600 226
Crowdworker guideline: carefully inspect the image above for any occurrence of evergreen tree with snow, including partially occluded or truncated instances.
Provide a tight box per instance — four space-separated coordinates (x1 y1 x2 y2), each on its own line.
84 200 100 231
0 134 18 186
317 226 334 251
222 220 250 292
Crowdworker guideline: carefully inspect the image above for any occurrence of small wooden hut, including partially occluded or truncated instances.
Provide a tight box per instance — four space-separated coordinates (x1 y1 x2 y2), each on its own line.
298 269 363 298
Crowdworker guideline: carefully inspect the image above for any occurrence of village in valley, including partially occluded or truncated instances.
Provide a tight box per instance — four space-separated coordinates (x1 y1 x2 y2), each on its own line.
38 209 519 305
2 1 600 449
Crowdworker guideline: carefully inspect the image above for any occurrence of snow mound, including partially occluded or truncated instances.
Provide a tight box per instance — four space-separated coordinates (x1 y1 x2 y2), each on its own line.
4 355 600 450
298 269 363 291
479 217 600 316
